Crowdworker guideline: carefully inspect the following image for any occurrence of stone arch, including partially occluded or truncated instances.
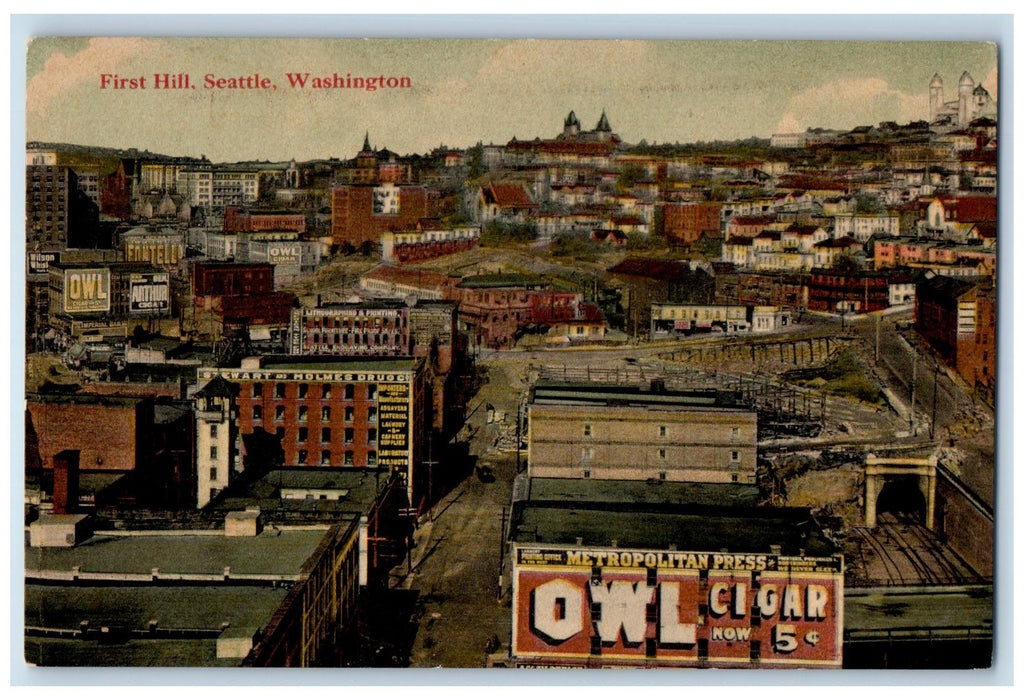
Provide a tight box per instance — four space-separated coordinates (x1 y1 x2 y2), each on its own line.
863 455 938 529
875 475 928 523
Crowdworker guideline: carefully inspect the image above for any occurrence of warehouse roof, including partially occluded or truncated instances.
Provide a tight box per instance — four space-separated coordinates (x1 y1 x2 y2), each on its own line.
524 478 761 509
509 501 836 557
529 382 748 410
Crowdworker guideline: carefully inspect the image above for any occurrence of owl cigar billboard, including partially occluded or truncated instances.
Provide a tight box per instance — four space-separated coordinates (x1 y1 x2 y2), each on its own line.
511 546 843 668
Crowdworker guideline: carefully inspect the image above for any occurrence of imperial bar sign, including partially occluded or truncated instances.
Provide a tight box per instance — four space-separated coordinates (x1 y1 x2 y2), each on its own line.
512 545 843 668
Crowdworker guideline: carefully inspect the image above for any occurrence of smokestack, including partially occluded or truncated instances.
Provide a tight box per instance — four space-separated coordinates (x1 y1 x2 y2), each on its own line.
52 450 81 515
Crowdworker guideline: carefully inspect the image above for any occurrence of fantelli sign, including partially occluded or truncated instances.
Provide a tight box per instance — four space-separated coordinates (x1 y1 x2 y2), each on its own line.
512 548 842 668
63 268 110 314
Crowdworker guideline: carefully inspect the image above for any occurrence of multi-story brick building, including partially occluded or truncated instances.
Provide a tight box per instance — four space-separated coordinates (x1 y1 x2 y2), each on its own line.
527 382 758 484
330 184 429 248
806 269 891 313
196 356 430 503
189 261 296 340
26 165 99 253
915 275 996 399
662 201 722 246
26 393 157 474
379 225 480 264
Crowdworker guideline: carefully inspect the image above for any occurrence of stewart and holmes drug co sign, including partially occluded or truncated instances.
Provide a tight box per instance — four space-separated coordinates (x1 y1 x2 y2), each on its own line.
511 546 843 668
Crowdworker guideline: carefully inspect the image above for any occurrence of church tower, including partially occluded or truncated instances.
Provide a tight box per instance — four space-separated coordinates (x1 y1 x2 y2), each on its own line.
958 71 975 127
929 73 943 123
595 110 612 142
563 110 581 138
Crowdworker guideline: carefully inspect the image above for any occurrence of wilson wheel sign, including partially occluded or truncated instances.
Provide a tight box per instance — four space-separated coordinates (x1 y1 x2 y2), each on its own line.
511 546 843 668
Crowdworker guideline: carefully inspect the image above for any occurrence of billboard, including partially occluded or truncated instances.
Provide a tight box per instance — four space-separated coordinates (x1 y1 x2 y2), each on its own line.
124 237 184 265
512 547 842 668
27 251 60 275
266 242 302 264
377 382 411 471
63 268 110 314
129 272 170 315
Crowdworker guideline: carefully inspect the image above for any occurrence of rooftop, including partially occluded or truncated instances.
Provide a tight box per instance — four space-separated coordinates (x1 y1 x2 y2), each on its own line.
509 501 836 557
529 382 748 411
524 477 761 509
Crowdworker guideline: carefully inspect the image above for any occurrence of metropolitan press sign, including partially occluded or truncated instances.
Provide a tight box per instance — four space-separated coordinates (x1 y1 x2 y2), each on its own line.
512 546 843 668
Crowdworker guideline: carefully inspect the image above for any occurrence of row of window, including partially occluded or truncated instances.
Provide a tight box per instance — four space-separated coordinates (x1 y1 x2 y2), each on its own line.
580 447 742 461
581 424 743 439
252 382 377 400
250 405 377 423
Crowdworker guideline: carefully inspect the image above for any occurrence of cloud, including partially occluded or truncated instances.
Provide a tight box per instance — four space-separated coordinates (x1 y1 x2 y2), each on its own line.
26 37 162 118
774 77 927 133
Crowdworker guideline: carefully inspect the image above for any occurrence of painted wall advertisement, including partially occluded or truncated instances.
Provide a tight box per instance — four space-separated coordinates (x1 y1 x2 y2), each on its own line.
512 547 843 668
377 382 411 471
129 272 170 315
62 268 110 314
27 251 60 275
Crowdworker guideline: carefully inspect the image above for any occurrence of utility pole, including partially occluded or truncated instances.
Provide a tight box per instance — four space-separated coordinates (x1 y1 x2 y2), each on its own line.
931 362 939 441
497 506 508 601
874 313 880 365
910 352 917 436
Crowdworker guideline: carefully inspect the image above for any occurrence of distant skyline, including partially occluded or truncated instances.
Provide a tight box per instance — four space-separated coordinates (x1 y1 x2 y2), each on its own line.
26 38 998 163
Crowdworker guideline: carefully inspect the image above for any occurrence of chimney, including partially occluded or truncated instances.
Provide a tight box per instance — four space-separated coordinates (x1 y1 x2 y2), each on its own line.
52 450 81 515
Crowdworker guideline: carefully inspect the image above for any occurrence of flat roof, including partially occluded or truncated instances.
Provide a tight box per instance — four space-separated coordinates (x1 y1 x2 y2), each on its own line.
510 501 836 557
529 383 749 411
844 585 992 638
257 355 419 372
525 478 761 509
213 468 387 516
26 528 331 577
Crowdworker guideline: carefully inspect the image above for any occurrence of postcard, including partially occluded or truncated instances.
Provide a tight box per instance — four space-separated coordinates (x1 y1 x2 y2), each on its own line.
21 35 998 672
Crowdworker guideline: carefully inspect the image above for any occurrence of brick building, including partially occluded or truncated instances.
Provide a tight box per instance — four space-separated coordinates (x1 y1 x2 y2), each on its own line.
806 269 891 314
608 257 716 337
379 224 480 265
196 356 430 504
26 393 157 473
527 382 758 484
915 275 996 398
331 184 429 248
662 201 722 246
189 261 296 340
223 207 306 234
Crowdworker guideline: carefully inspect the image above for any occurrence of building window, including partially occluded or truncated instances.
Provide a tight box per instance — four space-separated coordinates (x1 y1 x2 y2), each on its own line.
368 407 377 423
582 470 591 479
298 449 307 464
658 471 667 481
367 451 377 466
298 406 308 423
321 450 331 466
275 383 286 398
322 427 331 443
368 428 377 445
210 424 218 438
731 451 740 462
298 383 308 398
275 406 285 421
659 449 666 459
367 385 377 400
344 384 354 400
321 406 331 422
298 427 308 443
582 447 593 461
583 424 592 437
344 428 354 444
322 384 331 399
659 426 668 437
253 383 263 397
731 474 739 483
344 451 354 466
210 445 218 459
210 467 218 482
345 407 354 423
253 405 263 421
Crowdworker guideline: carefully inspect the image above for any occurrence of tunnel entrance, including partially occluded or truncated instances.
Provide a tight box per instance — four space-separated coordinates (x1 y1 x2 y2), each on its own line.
876 476 928 524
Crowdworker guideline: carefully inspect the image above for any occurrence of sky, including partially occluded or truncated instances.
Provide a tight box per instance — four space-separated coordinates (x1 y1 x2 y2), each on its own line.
24 37 999 163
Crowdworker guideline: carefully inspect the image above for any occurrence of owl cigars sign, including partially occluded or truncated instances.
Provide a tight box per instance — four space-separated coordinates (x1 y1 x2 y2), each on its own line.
512 549 842 668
